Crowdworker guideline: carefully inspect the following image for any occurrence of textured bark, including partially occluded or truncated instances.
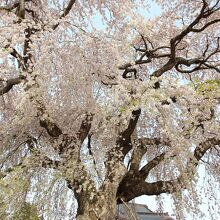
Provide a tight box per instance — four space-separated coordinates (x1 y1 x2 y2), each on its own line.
76 184 118 220
73 163 127 220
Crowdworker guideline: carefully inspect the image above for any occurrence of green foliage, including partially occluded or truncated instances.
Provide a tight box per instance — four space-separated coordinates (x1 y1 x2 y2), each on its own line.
197 79 220 95
12 202 40 220
119 98 140 114
0 167 40 219
0 200 7 220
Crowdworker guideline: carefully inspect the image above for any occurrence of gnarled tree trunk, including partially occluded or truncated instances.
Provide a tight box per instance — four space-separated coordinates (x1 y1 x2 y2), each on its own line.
75 183 119 220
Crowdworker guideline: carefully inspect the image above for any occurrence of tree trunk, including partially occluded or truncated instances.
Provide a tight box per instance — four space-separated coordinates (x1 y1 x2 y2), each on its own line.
75 183 119 220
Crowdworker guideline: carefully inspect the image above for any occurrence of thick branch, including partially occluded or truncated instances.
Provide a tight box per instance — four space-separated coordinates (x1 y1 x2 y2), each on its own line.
61 0 76 18
56 114 93 157
150 0 220 77
77 113 93 144
16 0 25 19
3 41 25 70
192 19 220 32
52 0 76 30
194 137 220 161
39 118 62 137
35 99 63 138
0 75 24 95
129 140 146 172
117 109 141 156
139 152 166 177
118 137 220 202
10 48 24 70
128 137 170 172
174 37 220 73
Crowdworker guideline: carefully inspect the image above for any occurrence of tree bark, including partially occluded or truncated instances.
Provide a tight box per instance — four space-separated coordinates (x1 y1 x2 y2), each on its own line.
76 184 118 220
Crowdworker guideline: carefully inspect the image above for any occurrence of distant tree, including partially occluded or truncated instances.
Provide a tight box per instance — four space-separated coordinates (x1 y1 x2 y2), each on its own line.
0 0 219 219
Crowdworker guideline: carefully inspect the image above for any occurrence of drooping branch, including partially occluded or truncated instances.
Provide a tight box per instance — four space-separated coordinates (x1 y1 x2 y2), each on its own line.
4 0 88 157
0 136 61 179
0 1 19 12
0 162 24 179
